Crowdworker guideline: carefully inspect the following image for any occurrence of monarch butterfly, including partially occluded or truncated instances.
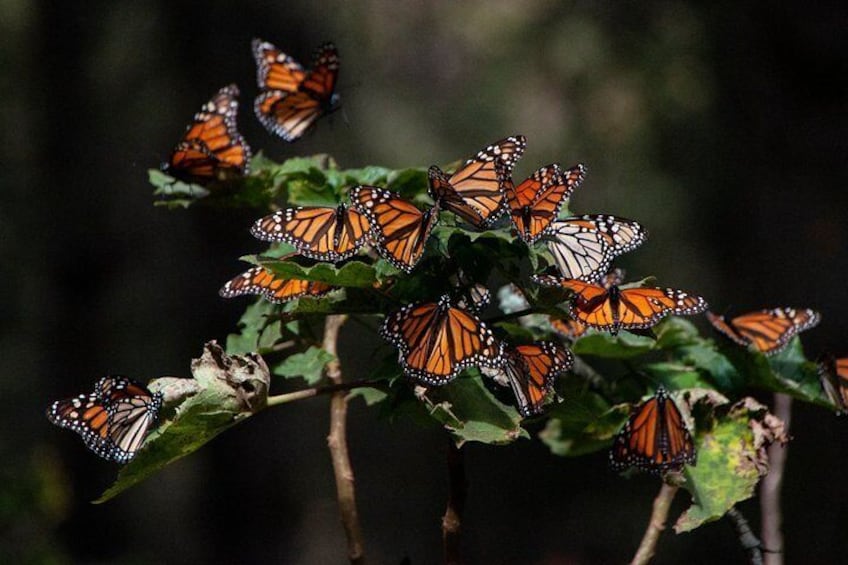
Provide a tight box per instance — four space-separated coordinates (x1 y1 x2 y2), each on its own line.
350 185 439 273
705 308 821 355
482 342 573 417
252 39 340 142
428 136 526 228
47 376 163 464
381 294 505 385
219 265 336 303
251 203 371 262
550 268 625 339
505 163 586 243
543 215 647 282
164 84 251 183
534 276 708 336
610 385 697 474
817 354 848 415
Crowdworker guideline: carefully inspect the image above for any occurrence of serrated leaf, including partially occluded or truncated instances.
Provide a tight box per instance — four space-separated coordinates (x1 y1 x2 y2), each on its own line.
419 374 528 446
348 387 389 406
95 344 269 502
539 385 626 457
258 257 377 287
272 346 335 385
386 168 428 197
225 300 281 354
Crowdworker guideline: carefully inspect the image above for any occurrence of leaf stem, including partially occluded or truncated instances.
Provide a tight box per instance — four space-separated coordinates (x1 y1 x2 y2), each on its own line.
760 392 791 564
442 439 467 565
323 315 366 564
265 378 387 408
727 506 763 565
631 482 679 565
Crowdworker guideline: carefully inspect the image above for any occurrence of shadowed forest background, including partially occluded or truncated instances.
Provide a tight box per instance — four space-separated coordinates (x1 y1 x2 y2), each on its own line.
2 1 847 563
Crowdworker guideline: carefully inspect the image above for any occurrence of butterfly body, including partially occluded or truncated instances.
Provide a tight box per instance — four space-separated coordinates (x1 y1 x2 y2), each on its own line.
164 84 251 183
251 203 370 262
534 276 707 336
253 39 340 142
351 185 439 272
610 385 696 474
427 136 526 229
47 377 163 464
818 354 848 414
706 308 820 355
381 295 504 385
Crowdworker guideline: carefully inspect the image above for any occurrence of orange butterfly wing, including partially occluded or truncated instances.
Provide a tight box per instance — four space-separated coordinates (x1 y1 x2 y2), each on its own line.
506 163 585 243
253 41 340 142
500 342 573 416
428 136 526 228
351 185 439 272
818 354 848 414
166 85 251 182
250 204 370 262
610 386 696 474
381 296 504 385
220 266 335 303
707 308 821 355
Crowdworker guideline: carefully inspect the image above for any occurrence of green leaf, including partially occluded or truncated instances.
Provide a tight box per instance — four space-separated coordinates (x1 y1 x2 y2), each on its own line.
258 257 378 287
387 168 429 198
272 347 334 385
149 169 209 208
539 384 626 457
418 374 528 446
348 387 389 406
225 300 281 354
676 411 760 531
572 331 656 358
95 343 269 502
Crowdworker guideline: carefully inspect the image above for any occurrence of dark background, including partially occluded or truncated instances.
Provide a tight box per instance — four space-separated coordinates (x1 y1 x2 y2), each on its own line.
2 1 847 563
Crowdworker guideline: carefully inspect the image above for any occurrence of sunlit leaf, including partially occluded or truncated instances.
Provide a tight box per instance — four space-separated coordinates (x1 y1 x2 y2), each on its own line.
272 346 334 385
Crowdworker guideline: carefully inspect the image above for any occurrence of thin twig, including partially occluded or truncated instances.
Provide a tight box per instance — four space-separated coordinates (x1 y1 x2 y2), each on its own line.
631 482 679 565
727 506 764 565
323 315 366 564
482 307 537 325
265 378 388 408
442 440 467 565
760 393 791 565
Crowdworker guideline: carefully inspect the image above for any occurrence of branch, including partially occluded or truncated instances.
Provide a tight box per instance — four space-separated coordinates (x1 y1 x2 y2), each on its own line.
265 378 388 408
631 482 679 565
442 440 467 565
760 393 791 565
727 506 763 565
323 315 366 564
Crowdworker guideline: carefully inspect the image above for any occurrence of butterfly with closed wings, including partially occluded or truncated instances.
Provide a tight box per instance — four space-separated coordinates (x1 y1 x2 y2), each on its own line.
610 385 697 474
164 84 251 184
253 39 340 142
428 136 526 229
706 308 820 356
47 376 163 464
817 354 848 415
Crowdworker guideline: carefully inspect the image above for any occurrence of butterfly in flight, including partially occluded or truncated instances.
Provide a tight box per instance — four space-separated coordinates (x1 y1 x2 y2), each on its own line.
251 203 371 262
542 215 646 282
534 276 708 336
483 341 573 417
351 185 440 273
505 163 586 243
219 265 336 303
47 376 163 464
610 385 697 474
428 135 526 229
164 84 251 184
550 268 625 339
253 39 340 142
817 354 848 415
705 308 821 355
380 295 504 385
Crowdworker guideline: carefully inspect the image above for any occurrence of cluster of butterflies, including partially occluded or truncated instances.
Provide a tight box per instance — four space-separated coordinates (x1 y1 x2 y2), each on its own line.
163 39 341 184
49 39 847 477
